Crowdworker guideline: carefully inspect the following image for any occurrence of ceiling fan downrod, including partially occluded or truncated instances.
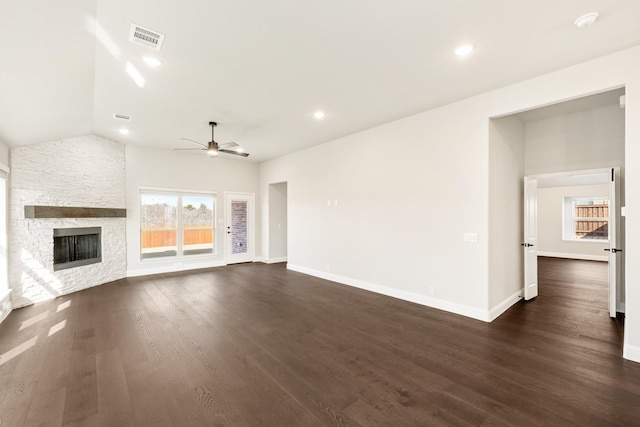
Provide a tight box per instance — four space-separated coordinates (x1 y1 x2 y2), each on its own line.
207 121 218 156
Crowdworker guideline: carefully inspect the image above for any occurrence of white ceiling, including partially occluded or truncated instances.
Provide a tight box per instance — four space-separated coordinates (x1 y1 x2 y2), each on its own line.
2 0 640 162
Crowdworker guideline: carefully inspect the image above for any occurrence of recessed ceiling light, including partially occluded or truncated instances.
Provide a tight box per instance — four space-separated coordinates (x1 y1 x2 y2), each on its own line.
119 128 129 135
455 44 475 57
143 56 162 67
113 113 131 121
314 111 325 120
574 12 599 28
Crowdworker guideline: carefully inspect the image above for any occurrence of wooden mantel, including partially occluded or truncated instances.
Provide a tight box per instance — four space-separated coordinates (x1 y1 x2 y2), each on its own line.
24 206 126 219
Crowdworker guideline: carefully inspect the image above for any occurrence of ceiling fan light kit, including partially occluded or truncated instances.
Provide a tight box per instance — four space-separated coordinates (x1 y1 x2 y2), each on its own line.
176 121 249 158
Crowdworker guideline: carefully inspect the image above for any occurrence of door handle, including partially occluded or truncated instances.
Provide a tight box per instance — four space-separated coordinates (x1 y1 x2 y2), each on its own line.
604 248 622 253
521 243 534 247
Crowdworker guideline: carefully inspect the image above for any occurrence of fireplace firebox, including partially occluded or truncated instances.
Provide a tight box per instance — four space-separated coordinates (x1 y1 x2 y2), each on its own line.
53 227 102 271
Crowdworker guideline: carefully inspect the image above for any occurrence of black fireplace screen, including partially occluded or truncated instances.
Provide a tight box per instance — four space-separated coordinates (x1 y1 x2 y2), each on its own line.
53 227 101 271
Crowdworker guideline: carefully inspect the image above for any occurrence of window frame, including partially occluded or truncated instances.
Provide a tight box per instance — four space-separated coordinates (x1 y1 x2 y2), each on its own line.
140 188 217 260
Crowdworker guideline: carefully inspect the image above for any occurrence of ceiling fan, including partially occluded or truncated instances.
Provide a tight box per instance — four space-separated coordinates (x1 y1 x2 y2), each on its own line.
176 121 249 158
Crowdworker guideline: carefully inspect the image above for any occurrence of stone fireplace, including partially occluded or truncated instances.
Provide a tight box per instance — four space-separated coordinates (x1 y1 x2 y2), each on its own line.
9 135 127 308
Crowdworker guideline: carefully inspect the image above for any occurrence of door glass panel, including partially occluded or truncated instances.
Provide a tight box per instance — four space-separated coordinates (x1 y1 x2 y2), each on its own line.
231 200 248 255
183 196 214 255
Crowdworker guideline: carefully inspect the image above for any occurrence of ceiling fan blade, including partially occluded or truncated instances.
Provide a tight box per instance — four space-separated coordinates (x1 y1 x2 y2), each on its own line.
219 149 249 157
219 141 239 148
180 138 207 148
174 148 206 151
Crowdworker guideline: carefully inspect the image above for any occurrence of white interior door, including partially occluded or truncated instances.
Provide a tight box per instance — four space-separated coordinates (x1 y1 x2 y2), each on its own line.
225 193 255 264
523 177 538 300
607 168 621 317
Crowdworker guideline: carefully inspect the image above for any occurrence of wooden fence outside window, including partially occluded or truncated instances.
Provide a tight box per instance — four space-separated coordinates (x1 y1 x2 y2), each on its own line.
575 203 608 239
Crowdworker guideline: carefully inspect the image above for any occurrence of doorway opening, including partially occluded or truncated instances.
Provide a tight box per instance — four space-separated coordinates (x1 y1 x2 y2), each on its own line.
517 87 626 317
267 182 288 264
523 168 623 317
489 87 626 326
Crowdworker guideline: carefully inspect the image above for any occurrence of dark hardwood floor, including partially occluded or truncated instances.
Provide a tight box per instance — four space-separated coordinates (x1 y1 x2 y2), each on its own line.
0 257 638 426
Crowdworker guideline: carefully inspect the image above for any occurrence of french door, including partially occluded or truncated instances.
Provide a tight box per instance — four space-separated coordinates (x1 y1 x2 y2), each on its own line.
522 169 622 316
225 192 255 264
607 167 622 317
523 177 538 300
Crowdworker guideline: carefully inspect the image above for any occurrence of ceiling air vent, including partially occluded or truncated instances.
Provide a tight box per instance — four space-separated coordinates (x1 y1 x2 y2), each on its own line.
129 24 165 51
113 113 131 121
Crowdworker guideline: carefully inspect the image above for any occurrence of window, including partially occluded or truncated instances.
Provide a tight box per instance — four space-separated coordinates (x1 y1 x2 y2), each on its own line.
563 196 609 241
141 190 215 259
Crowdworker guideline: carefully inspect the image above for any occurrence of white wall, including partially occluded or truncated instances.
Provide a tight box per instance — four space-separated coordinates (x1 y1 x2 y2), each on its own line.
125 145 260 276
259 45 640 363
267 182 287 262
525 104 625 176
0 138 10 324
488 116 525 316
537 184 609 260
0 138 9 171
9 135 127 308
261 99 491 321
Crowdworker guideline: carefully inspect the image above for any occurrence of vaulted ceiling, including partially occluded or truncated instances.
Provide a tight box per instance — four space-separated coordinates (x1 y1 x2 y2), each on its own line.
2 0 640 162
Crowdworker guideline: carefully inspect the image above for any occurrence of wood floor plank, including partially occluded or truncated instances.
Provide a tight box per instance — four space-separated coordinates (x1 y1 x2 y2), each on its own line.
96 350 135 426
24 387 66 427
192 382 251 426
61 329 98 425
155 368 211 427
123 361 174 427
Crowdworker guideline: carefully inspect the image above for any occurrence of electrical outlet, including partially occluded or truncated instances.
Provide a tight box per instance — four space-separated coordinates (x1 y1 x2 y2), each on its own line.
428 286 436 296
464 232 478 243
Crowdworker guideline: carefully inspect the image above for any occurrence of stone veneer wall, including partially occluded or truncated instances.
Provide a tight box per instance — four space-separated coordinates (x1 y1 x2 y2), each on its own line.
9 135 126 308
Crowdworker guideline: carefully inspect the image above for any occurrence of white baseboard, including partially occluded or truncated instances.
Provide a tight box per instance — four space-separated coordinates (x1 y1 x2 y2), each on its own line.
0 289 12 325
287 264 491 322
127 260 227 277
624 344 640 364
254 256 288 264
537 251 608 262
489 290 523 321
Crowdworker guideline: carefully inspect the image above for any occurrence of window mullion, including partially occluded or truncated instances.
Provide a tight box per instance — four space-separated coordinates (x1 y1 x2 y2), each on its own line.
177 195 184 256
